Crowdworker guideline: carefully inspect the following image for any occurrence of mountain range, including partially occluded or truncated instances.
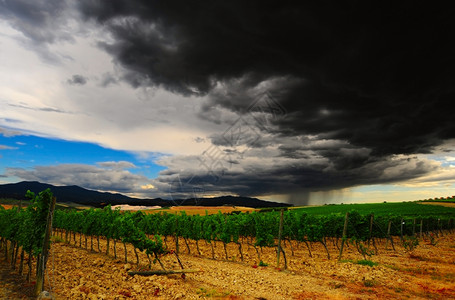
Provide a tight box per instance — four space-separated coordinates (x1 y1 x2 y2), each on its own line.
0 181 291 208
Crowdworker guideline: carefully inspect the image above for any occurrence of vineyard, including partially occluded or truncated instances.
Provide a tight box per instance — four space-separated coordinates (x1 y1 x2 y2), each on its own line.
1 189 455 299
52 203 455 263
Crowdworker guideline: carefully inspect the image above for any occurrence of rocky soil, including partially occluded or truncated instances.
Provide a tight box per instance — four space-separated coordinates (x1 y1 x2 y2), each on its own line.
1 231 455 299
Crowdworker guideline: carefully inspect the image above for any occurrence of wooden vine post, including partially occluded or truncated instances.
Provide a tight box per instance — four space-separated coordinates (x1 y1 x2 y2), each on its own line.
368 214 374 246
438 218 443 236
419 219 423 238
35 196 57 297
400 218 404 244
338 212 349 260
385 220 396 251
368 213 378 253
128 269 201 276
276 209 284 268
175 218 179 254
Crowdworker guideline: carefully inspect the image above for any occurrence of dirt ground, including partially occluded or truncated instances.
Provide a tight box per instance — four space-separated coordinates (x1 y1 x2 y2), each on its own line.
0 259 34 299
2 230 455 299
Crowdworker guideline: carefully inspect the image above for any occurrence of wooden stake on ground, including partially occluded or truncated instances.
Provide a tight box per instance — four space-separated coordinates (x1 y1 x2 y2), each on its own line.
400 218 404 243
128 269 202 276
386 220 396 251
420 219 423 239
338 212 349 260
35 196 56 297
277 209 284 268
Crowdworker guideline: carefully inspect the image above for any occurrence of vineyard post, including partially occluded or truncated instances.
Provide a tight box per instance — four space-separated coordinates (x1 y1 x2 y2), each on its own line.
412 218 416 236
13 241 20 269
400 218 404 244
385 220 395 251
369 214 378 253
10 240 16 268
368 214 373 247
338 212 349 261
419 219 423 239
4 239 8 262
438 218 443 236
175 218 179 254
276 209 284 268
11 201 23 269
18 248 25 275
35 196 56 297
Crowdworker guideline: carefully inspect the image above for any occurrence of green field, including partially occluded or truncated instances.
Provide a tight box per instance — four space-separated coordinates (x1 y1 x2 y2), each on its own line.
293 201 455 217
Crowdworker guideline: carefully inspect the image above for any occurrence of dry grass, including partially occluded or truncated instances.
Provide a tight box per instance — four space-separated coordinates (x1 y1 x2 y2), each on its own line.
0 204 14 210
142 205 256 215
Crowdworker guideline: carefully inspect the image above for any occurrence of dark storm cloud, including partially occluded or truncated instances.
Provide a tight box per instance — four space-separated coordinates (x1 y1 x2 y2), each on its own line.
67 74 88 85
77 0 455 157
157 152 439 200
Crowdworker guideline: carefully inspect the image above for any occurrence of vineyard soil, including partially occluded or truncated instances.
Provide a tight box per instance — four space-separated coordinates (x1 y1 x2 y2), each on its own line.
2 232 455 299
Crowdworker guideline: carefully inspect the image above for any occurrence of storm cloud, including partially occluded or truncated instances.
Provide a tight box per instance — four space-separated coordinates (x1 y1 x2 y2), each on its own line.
76 1 455 155
78 1 455 199
2 1 455 201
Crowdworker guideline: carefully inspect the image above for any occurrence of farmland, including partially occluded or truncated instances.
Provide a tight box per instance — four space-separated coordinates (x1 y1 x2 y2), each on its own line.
293 200 455 217
2 194 455 299
2 227 455 299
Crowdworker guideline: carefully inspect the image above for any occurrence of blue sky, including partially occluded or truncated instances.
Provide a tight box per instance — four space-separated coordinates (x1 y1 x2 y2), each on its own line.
1 2 455 204
0 134 165 178
0 132 170 197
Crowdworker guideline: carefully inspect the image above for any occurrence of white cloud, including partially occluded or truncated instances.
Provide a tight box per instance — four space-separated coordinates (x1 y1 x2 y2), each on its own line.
0 127 23 137
0 18 226 156
5 162 153 195
399 165 455 187
97 161 137 170
0 145 17 150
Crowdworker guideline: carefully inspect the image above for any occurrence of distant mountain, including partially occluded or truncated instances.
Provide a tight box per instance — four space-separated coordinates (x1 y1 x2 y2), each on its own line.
0 181 291 208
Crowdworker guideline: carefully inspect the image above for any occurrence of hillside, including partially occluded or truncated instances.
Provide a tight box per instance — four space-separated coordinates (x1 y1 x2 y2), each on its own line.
0 181 290 208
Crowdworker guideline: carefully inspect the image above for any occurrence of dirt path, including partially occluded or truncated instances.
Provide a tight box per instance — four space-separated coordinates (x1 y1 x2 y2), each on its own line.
2 232 455 299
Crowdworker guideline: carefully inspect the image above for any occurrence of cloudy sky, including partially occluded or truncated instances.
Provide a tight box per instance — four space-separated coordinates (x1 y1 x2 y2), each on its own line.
1 1 455 205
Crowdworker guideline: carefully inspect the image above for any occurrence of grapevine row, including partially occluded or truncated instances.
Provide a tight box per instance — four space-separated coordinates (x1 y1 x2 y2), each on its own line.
52 206 166 267
3 190 454 272
52 207 455 263
0 189 54 281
